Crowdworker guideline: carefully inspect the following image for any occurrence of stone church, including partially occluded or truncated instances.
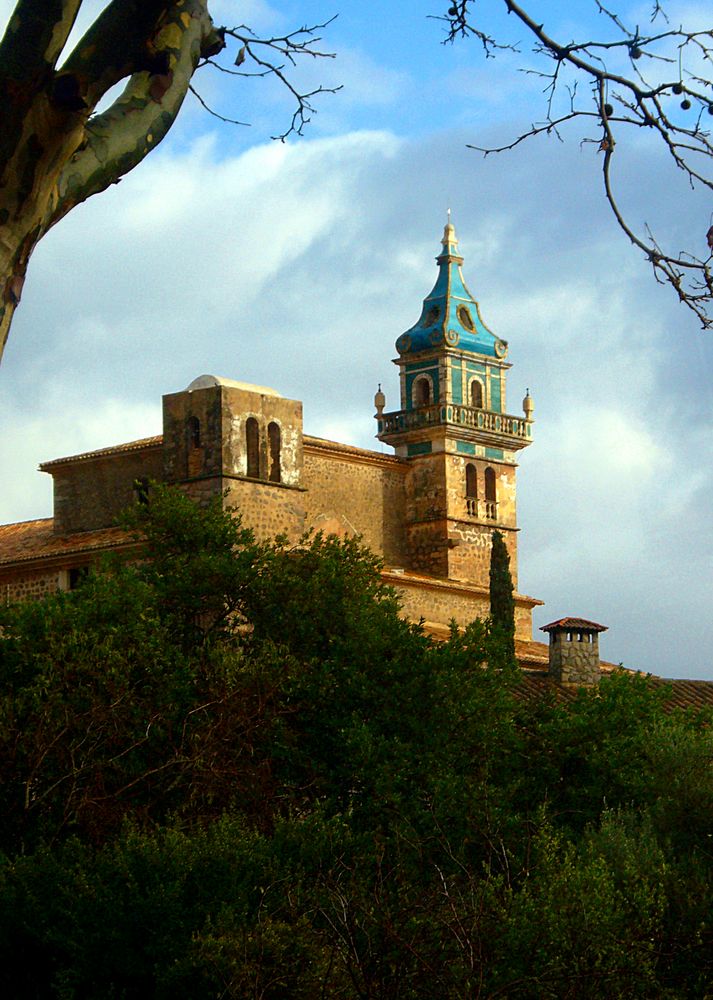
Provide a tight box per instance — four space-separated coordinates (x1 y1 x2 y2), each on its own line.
3 219 710 697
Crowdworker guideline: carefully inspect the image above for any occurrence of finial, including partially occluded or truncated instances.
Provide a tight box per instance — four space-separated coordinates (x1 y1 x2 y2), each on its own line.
374 383 386 418
523 388 534 420
442 209 457 248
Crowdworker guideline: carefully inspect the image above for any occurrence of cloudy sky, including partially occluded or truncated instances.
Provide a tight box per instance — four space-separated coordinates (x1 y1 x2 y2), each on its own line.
1 1 712 678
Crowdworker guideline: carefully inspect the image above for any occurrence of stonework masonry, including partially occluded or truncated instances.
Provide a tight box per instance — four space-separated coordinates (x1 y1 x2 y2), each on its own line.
549 633 602 686
45 442 163 534
3 568 60 604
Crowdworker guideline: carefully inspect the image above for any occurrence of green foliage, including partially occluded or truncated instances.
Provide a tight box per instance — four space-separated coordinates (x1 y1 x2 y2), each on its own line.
489 528 515 661
0 486 712 996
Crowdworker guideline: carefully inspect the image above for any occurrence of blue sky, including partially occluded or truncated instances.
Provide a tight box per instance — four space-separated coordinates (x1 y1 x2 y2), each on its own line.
1 1 712 678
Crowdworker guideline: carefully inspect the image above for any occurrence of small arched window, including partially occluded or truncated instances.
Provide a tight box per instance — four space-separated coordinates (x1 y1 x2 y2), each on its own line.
246 417 260 478
470 379 483 408
268 422 281 483
465 464 477 499
484 466 496 502
415 377 431 406
187 416 201 448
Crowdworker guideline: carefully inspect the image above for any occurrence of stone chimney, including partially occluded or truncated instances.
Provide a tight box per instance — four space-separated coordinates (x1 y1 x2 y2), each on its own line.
540 617 608 686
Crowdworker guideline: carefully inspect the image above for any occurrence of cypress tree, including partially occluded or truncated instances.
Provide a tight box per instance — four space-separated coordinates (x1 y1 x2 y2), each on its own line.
489 529 515 661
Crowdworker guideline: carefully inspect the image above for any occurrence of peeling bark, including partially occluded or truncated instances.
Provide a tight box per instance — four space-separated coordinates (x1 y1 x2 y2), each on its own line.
0 0 219 362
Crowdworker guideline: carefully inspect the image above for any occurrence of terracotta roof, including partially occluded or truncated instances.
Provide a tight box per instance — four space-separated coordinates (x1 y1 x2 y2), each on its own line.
304 435 405 469
38 433 401 472
646 674 713 713
39 436 162 471
516 669 713 713
541 617 608 633
0 519 132 568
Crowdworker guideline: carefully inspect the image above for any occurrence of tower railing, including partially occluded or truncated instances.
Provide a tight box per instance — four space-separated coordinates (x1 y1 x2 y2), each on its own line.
379 403 531 440
465 497 498 520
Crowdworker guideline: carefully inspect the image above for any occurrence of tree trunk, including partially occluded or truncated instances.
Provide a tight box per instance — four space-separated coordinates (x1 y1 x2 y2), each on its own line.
0 0 219 363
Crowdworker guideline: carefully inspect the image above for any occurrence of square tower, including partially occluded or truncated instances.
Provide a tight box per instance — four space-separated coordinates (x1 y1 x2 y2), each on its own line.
163 374 306 541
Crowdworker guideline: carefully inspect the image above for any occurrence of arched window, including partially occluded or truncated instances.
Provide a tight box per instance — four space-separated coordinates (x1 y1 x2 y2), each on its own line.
187 416 201 448
465 464 477 498
465 463 478 516
414 377 431 406
484 467 496 501
268 422 281 483
246 417 260 478
469 379 483 408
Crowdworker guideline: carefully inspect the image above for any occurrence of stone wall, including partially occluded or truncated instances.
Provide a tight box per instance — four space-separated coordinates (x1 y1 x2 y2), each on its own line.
384 570 536 640
302 440 409 566
50 447 163 534
222 477 306 544
1 568 61 603
9 380 538 642
403 454 449 575
548 632 601 685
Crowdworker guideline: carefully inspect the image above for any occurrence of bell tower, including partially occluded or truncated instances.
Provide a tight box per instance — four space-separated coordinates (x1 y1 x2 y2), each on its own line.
376 217 534 588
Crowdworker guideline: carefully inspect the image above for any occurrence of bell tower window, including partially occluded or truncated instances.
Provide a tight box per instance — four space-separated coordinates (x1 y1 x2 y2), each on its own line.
187 416 201 448
246 417 260 479
469 379 483 408
465 463 478 517
484 466 497 520
268 422 281 483
414 377 431 406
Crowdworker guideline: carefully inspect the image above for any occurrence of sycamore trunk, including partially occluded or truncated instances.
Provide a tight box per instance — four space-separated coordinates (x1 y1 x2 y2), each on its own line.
0 1 219 362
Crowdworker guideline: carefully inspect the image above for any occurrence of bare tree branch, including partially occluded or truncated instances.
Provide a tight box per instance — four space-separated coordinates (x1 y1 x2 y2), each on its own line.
208 17 342 141
437 0 713 328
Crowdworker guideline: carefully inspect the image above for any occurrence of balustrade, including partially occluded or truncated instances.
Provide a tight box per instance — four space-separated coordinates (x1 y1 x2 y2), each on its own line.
464 497 498 521
380 403 530 440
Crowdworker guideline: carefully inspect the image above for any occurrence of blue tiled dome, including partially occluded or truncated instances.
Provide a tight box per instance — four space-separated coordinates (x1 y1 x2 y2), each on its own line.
396 220 508 360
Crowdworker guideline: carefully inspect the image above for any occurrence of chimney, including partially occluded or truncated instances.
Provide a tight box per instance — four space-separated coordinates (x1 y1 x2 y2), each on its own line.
540 617 608 686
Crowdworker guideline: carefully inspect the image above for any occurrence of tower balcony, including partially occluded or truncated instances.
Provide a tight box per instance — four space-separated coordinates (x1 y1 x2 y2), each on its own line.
465 497 498 520
377 403 533 453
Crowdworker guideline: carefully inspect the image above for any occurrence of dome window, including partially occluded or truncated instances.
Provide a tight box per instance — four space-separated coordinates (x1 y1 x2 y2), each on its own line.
457 304 475 332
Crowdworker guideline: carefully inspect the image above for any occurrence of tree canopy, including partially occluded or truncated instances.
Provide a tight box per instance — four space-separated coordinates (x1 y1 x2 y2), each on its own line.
0 486 712 996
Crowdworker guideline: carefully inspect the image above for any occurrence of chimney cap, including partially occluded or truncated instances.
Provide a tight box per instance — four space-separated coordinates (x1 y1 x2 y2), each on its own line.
541 617 608 634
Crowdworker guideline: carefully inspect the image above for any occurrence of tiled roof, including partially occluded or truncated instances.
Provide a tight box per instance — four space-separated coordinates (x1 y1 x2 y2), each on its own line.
39 436 162 470
37 433 402 473
541 617 608 633
516 669 713 713
646 674 713 712
0 519 132 567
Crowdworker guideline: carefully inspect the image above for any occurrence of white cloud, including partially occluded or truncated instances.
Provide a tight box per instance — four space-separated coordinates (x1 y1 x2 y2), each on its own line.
1 116 712 680
0 397 160 524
